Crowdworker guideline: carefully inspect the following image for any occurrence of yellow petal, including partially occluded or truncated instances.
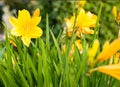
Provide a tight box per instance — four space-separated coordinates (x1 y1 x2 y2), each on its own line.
79 8 85 14
114 53 120 64
65 15 75 29
88 39 99 57
61 45 66 53
11 28 22 36
33 8 40 17
102 41 109 50
78 0 86 7
97 38 120 62
112 6 117 19
77 27 94 34
68 30 73 37
75 40 82 51
9 17 18 27
95 64 120 80
30 17 41 27
27 27 43 38
88 39 99 66
87 12 97 27
65 18 72 29
117 12 120 22
18 9 31 26
21 36 31 47
64 16 75 37
10 39 16 47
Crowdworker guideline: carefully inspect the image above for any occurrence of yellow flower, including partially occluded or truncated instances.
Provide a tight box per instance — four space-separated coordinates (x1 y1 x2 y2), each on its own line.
10 38 16 47
112 6 117 19
114 53 120 64
61 40 82 62
9 8 42 47
102 41 109 50
77 8 97 29
88 39 99 67
61 44 66 54
61 44 74 62
64 8 97 37
89 64 120 80
97 38 120 62
77 0 86 7
33 8 40 17
64 15 75 37
117 12 120 23
62 40 82 54
112 6 120 24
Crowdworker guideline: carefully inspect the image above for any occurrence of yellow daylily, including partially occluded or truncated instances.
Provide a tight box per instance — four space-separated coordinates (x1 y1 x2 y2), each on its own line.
61 40 82 62
77 0 86 7
10 38 16 47
97 38 120 62
61 44 74 62
112 6 117 19
102 41 109 50
88 39 99 67
64 15 75 37
62 40 82 54
117 12 120 23
76 0 86 9
89 64 120 80
64 8 97 37
114 53 120 64
9 8 42 47
77 9 97 29
112 6 120 24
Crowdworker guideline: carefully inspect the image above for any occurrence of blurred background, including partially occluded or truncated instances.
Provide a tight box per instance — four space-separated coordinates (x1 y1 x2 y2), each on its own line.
0 0 120 44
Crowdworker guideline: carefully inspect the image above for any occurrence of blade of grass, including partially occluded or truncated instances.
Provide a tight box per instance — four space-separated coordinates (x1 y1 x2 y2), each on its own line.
76 36 88 84
12 49 28 87
50 30 62 67
37 53 43 87
0 47 5 59
0 65 11 87
27 54 38 82
40 38 52 87
23 46 33 87
94 3 103 39
3 23 13 70
46 14 50 50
